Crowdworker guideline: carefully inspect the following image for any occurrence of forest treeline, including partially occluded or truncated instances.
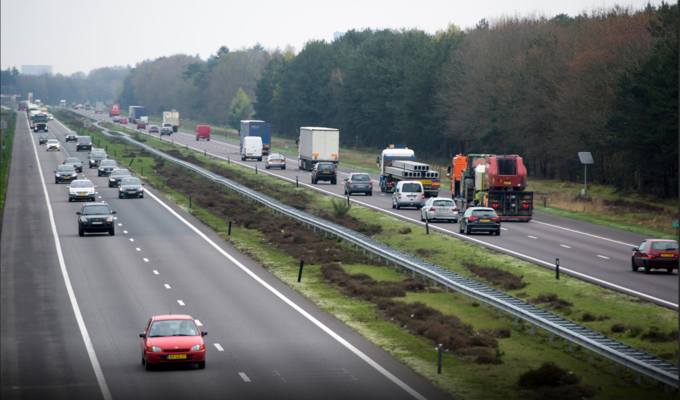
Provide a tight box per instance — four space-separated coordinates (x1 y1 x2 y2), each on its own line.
1 3 676 197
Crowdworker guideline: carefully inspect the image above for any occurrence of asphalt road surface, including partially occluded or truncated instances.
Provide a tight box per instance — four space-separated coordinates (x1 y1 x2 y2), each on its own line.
78 109 679 309
1 112 453 400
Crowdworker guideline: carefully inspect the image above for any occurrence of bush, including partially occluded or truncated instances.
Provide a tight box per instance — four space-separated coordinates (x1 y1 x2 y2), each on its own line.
475 354 504 365
581 312 610 322
331 198 352 218
531 293 573 312
641 328 678 343
611 323 627 333
518 362 579 389
398 226 412 234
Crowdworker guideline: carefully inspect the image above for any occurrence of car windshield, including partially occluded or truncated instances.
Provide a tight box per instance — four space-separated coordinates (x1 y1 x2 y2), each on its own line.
651 242 679 251
100 160 117 166
351 174 370 181
40 135 48 139
317 163 335 171
67 131 77 136
471 210 497 218
65 158 80 163
91 152 106 157
433 200 455 207
81 205 110 215
77 136 91 143
121 178 141 185
71 181 93 188
48 140 58 144
401 183 422 193
111 170 130 176
149 320 199 337
57 165 74 171
269 155 284 160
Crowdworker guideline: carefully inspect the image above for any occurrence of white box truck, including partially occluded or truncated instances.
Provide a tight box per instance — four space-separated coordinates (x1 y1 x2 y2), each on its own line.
95 102 104 114
297 127 339 171
163 110 179 132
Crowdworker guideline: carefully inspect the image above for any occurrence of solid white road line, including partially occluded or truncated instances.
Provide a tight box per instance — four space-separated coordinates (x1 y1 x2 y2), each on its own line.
164 284 171 289
153 270 159 275
239 372 251 382
597 255 610 259
29 117 113 400
214 343 224 351
144 189 427 400
531 220 637 247
561 245 571 249
194 320 202 326
177 300 185 306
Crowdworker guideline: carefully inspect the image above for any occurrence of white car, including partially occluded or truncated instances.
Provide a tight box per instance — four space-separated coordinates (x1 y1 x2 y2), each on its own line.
68 179 97 202
420 197 459 223
46 139 60 151
47 113 54 120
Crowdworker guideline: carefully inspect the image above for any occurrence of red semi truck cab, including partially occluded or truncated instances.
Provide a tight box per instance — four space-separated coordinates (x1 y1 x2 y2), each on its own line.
110 104 120 117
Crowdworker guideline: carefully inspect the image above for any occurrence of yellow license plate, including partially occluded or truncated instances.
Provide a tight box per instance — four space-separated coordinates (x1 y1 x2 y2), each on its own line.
481 219 490 222
168 354 187 360
247 153 252 156
421 180 432 185
64 177 70 179
79 194 86 197
661 254 675 258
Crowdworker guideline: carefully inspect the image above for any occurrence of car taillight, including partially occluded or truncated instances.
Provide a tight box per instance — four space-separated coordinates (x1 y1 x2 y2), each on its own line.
429 207 436 211
398 194 402 199
349 180 353 185
281 160 285 163
468 217 479 221
369 181 372 186
491 217 499 221
422 194 425 200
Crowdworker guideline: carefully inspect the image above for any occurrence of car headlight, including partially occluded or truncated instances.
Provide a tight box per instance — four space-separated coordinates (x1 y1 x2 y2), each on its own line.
71 173 77 177
99 167 104 171
80 217 87 222
139 187 144 191
109 178 115 181
106 217 113 222
191 344 204 351
147 346 162 352
119 187 123 191
55 173 59 177
88 143 92 145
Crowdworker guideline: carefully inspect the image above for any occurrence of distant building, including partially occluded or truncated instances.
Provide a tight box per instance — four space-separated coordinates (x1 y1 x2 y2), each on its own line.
21 65 52 75
333 31 346 41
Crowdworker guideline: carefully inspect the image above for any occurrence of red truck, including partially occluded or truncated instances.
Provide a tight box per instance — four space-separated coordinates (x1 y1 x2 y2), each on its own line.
110 104 120 118
196 125 211 141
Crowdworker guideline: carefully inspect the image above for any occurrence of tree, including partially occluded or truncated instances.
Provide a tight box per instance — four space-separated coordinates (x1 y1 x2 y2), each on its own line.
228 88 252 128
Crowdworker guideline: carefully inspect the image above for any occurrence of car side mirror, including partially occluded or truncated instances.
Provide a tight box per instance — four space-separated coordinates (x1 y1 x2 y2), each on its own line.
142 183 145 186
446 173 450 177
76 211 81 215
344 178 348 181
139 333 146 338
66 186 70 189
631 247 638 252
94 185 98 188
201 331 208 337
111 211 117 214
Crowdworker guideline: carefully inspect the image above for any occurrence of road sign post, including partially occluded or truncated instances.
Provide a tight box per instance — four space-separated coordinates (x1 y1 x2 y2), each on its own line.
578 152 594 196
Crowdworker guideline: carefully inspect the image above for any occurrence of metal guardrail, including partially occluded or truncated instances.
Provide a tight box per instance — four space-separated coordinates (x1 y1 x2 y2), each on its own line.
71 110 678 389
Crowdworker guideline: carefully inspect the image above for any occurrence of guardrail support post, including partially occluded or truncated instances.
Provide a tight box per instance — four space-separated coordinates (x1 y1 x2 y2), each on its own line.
469 296 472 302
664 384 668 395
530 323 534 336
637 372 641 385
612 361 616 374
549 332 553 343
228 221 232 235
514 316 518 326
589 351 593 362
482 302 486 308
497 308 501 318
378 255 381 261
370 252 373 259
568 341 572 352
433 280 437 287
412 271 416 279
445 286 448 293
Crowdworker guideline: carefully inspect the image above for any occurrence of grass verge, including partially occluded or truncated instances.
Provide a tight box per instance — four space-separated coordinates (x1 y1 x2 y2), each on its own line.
0 109 17 235
58 109 679 399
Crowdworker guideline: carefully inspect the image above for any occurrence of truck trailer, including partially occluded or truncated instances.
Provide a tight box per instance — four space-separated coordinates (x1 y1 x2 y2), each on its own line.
162 110 180 132
297 127 339 170
60 100 66 108
128 106 147 124
95 102 105 114
240 120 271 155
377 145 440 197
110 104 120 117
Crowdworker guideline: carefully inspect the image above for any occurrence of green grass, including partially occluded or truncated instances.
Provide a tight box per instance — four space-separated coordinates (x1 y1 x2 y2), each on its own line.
58 110 678 399
0 110 17 213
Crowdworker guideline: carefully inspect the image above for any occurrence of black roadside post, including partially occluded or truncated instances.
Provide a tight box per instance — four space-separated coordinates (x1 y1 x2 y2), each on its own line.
228 221 232 236
426 218 429 235
129 158 134 167
297 260 305 282
204 149 206 157
186 143 188 150
141 166 143 176
296 176 298 187
189 196 192 208
347 194 350 208
255 165 258 175
228 156 230 165
556 258 560 280
106 144 108 151
114 149 116 157
437 344 443 374
162 180 166 190
544 197 547 207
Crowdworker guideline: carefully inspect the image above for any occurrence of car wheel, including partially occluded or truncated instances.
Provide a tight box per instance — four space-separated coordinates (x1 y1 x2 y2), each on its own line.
496 229 501 236
258 157 262 162
145 361 153 371
282 166 285 170
119 194 123 199
78 226 84 237
331 179 337 185
643 261 650 274
207 138 210 141
109 227 115 236
631 258 638 272
198 361 205 370
465 225 471 235
266 165 269 169
55 179 58 184
459 224 463 233
368 191 372 196
140 193 144 198
396 204 401 210
69 198 73 202
666 268 673 274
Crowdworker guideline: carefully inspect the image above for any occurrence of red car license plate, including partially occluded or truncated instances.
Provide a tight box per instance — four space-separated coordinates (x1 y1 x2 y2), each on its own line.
168 354 187 359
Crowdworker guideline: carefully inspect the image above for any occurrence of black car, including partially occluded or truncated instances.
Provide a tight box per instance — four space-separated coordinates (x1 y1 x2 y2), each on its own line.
113 116 120 123
76 136 93 152
65 131 78 142
89 150 107 168
76 203 116 236
54 165 78 184
38 135 49 145
459 207 501 235
344 173 372 196
160 127 173 136
311 162 337 184
98 160 118 176
108 169 132 187
63 157 83 173
118 177 145 198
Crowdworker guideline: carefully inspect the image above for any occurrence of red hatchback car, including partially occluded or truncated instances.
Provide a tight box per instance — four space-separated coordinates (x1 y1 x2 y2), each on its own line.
140 315 207 370
119 118 128 124
631 239 678 274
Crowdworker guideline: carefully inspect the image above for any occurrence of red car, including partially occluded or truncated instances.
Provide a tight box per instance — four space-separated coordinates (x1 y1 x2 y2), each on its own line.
139 315 207 370
137 121 146 129
119 118 128 124
631 239 678 274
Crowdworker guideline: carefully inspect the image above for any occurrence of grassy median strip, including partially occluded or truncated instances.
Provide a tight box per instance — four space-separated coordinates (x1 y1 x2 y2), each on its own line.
0 110 17 226
58 110 678 399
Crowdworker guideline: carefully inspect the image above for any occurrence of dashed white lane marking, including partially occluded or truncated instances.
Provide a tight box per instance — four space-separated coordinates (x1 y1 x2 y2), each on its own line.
597 255 610 259
98 196 102 199
164 284 171 289
136 248 141 251
214 343 225 351
123 230 128 234
239 372 251 382
143 258 149 262
528 235 537 239
177 300 185 306
129 238 134 242
500 227 508 231
117 223 122 226
153 270 159 275
113 217 117 220
561 245 571 249
195 320 202 326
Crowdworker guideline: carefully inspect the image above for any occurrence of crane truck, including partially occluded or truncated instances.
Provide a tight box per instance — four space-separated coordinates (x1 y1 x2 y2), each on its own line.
377 145 440 197
449 154 534 221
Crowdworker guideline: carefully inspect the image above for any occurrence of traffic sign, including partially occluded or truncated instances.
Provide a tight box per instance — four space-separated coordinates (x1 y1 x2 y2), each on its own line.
84 120 90 127
673 220 678 228
0 120 6 130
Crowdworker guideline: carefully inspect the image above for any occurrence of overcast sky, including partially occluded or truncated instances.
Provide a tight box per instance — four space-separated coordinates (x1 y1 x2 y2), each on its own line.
1 0 665 76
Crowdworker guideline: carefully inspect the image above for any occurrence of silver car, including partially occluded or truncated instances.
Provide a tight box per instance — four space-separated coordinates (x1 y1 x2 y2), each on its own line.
68 179 97 202
391 181 425 210
344 173 372 196
264 153 286 169
420 197 459 222
46 139 60 151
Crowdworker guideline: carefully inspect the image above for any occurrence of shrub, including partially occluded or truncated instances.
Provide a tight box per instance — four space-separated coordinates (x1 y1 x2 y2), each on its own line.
531 293 573 311
641 328 678 343
581 312 610 322
398 226 412 234
611 323 627 333
330 197 352 218
518 362 579 389
475 355 503 365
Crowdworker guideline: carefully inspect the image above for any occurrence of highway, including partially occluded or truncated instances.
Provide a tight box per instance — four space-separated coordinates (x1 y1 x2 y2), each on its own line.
78 109 678 308
1 112 452 400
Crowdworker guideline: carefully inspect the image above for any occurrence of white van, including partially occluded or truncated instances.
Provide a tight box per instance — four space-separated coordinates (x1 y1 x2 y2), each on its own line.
241 136 263 161
391 181 425 210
